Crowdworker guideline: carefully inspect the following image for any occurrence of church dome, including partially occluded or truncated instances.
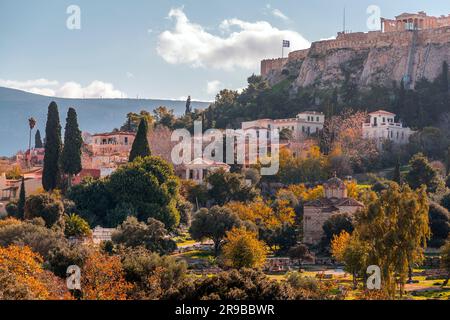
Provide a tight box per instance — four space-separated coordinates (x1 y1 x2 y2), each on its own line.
324 175 347 199
324 176 346 190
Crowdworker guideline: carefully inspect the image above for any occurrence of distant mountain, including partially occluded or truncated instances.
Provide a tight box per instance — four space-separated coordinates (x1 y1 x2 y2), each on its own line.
0 87 210 156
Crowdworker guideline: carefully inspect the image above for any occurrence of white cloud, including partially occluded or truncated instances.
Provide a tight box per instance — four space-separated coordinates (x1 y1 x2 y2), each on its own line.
157 8 309 70
0 78 127 98
206 80 222 95
266 5 290 21
126 72 134 78
57 81 126 99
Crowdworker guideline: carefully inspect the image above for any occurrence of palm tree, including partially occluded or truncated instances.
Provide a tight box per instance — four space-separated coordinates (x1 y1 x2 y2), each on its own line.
28 117 36 168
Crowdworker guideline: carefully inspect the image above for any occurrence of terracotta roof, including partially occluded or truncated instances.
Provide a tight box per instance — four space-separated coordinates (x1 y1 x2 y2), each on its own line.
304 197 364 208
369 110 396 116
92 131 136 137
186 158 230 168
298 111 324 115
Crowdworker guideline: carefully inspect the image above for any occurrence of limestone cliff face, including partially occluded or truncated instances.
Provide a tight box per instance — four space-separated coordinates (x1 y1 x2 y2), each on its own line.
262 27 450 91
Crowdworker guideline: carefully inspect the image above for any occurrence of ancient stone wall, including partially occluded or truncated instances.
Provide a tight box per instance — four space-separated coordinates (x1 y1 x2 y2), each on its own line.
260 58 288 77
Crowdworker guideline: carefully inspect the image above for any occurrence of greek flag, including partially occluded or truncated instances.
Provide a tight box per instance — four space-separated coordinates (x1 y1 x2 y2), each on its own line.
283 40 290 48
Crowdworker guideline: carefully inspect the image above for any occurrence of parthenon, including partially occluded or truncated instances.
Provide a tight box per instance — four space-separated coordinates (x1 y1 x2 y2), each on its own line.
382 11 450 32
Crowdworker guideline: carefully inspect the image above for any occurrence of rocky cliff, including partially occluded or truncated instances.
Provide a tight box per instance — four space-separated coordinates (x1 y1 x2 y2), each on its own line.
262 27 450 91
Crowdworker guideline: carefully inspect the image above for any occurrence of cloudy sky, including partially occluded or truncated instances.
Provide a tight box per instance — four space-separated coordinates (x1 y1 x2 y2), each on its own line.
1 0 450 101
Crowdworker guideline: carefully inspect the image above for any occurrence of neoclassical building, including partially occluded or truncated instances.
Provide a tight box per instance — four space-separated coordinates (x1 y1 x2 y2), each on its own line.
182 157 230 184
241 111 325 139
382 12 450 33
303 176 364 245
362 110 414 147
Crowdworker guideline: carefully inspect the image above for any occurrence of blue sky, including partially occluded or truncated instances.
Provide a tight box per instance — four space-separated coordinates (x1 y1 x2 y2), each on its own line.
1 0 450 101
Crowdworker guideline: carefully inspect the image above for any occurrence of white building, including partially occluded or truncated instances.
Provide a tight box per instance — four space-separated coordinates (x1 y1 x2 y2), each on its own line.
241 111 325 139
184 158 230 184
362 110 414 146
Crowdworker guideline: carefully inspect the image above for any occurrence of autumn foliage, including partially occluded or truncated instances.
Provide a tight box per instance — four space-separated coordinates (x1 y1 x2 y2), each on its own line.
81 249 131 300
0 245 70 300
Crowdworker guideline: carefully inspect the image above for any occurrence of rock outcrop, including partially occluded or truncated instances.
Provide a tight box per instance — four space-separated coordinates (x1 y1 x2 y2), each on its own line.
262 27 450 91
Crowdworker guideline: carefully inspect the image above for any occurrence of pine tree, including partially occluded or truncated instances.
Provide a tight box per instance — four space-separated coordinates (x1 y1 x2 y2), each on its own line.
42 101 62 191
17 176 26 219
35 129 43 148
393 158 402 184
129 119 151 162
61 108 83 187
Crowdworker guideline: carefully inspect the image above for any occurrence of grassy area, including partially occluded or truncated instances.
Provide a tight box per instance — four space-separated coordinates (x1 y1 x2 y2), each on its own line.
176 239 197 247
173 232 197 247
178 250 214 260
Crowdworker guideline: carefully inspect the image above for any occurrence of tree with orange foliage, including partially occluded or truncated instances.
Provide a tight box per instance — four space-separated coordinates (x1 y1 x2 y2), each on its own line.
322 110 378 169
221 228 268 269
81 249 131 300
287 184 324 201
226 200 295 231
0 245 69 300
331 231 351 263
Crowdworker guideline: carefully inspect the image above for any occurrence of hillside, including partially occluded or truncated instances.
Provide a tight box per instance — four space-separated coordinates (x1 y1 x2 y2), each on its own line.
0 87 210 156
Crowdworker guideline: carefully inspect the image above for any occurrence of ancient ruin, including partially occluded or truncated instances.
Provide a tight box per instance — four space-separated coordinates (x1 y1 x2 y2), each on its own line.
261 12 450 90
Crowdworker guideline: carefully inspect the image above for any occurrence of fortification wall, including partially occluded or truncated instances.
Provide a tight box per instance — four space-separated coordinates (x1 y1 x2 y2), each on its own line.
261 58 288 77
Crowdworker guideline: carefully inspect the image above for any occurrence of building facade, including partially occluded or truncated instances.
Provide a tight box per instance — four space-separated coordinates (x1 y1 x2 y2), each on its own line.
362 110 414 146
303 177 364 245
83 131 136 176
182 157 230 184
88 131 136 156
241 111 325 139
382 12 450 33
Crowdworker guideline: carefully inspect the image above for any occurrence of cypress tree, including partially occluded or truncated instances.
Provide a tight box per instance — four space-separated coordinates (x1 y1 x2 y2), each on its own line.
446 147 450 175
129 119 151 162
442 61 449 94
17 176 26 219
185 95 192 115
35 129 43 148
61 108 83 186
42 101 62 191
393 158 402 184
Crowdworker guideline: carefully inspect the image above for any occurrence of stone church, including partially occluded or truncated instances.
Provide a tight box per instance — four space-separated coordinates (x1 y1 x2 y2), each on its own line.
303 176 364 245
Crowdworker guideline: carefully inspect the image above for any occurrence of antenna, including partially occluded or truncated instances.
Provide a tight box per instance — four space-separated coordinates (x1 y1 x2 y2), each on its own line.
343 6 346 33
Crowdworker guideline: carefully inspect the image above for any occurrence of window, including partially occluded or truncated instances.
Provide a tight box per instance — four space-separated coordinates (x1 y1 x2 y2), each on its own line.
316 116 319 122
124 137 128 145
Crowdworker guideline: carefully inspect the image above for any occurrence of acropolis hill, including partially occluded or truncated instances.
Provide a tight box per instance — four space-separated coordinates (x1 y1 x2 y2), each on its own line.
261 12 450 90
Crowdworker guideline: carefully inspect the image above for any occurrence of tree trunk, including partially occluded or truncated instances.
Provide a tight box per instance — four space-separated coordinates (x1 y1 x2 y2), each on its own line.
442 274 449 288
353 272 357 290
213 240 220 257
